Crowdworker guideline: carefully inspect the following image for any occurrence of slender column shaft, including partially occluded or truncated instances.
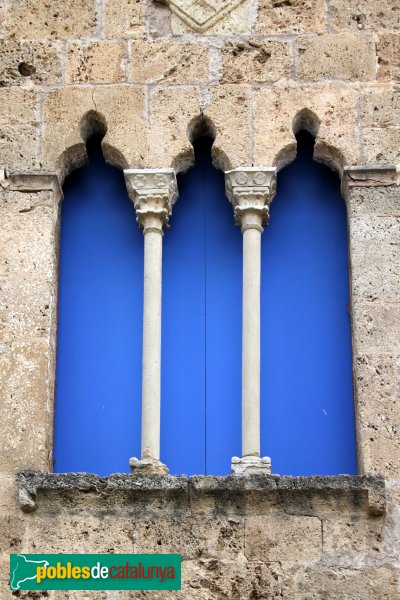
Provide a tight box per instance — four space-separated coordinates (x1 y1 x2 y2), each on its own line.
225 167 276 475
141 227 163 461
124 168 178 473
242 224 262 457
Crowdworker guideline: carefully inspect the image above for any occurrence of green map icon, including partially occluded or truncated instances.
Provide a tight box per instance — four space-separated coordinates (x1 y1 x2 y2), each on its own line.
10 554 49 590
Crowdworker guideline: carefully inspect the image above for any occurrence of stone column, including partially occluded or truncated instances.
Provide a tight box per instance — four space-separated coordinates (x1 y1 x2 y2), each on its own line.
225 168 276 475
124 168 178 474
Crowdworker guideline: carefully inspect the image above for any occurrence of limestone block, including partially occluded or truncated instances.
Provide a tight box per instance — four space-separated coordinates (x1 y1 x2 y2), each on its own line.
346 186 400 219
148 86 200 170
245 515 322 562
257 0 325 34
182 557 283 599
0 125 38 172
378 34 400 81
0 191 57 278
42 86 147 179
130 40 209 84
360 87 400 127
0 89 39 171
323 515 383 554
67 41 127 84
203 85 251 169
23 515 136 554
0 341 53 473
0 88 37 125
7 0 97 40
220 40 291 84
355 354 400 477
104 0 146 38
253 84 359 169
0 515 25 553
352 302 400 356
0 476 18 512
362 127 400 164
329 0 400 32
170 0 251 35
133 515 244 559
295 33 377 81
0 40 62 86
282 566 399 599
350 241 400 303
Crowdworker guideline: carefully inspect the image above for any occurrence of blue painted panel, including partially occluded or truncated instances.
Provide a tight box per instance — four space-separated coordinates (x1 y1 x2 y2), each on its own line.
261 132 357 475
162 138 242 475
54 137 143 475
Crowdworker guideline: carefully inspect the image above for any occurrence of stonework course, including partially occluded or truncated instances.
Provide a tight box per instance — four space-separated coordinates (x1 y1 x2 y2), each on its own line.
0 0 399 597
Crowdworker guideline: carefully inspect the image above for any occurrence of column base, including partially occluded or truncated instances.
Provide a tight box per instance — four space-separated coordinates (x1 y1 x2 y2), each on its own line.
129 457 169 475
231 455 272 475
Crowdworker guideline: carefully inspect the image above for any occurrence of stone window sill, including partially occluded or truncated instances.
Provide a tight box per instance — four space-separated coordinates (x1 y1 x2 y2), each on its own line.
17 471 385 516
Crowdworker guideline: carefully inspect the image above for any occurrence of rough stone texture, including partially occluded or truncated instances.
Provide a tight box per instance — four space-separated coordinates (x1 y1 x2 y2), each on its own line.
104 0 146 38
130 40 209 84
0 88 39 171
359 86 400 128
0 40 63 87
329 0 400 32
377 34 400 81
257 0 325 34
362 126 400 165
42 86 147 179
295 33 377 81
221 40 291 84
245 515 322 561
67 41 127 84
253 84 359 170
7 0 97 40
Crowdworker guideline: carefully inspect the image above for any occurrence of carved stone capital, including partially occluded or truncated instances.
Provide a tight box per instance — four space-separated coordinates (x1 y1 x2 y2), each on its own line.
225 168 277 232
124 168 178 234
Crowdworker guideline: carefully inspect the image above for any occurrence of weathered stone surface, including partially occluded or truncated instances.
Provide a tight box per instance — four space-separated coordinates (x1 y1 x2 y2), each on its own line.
0 89 39 171
0 341 53 474
352 302 400 355
0 88 37 125
329 0 400 32
282 565 399 599
378 34 400 81
0 40 62 86
67 41 127 84
362 127 400 165
148 85 200 170
323 514 383 554
134 515 244 558
245 515 322 562
42 86 147 178
7 0 97 40
130 40 209 84
253 84 359 169
360 87 400 127
355 354 400 478
203 85 251 169
346 186 400 219
257 0 325 34
220 40 291 84
103 0 146 38
295 33 377 81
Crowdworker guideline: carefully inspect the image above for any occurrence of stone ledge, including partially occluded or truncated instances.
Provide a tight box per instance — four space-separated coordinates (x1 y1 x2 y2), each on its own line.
17 471 386 516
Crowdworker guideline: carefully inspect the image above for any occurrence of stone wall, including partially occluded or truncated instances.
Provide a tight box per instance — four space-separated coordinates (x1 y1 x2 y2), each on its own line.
0 0 399 598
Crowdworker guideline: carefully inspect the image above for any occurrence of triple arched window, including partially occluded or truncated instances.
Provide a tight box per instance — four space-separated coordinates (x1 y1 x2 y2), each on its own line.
54 128 356 477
